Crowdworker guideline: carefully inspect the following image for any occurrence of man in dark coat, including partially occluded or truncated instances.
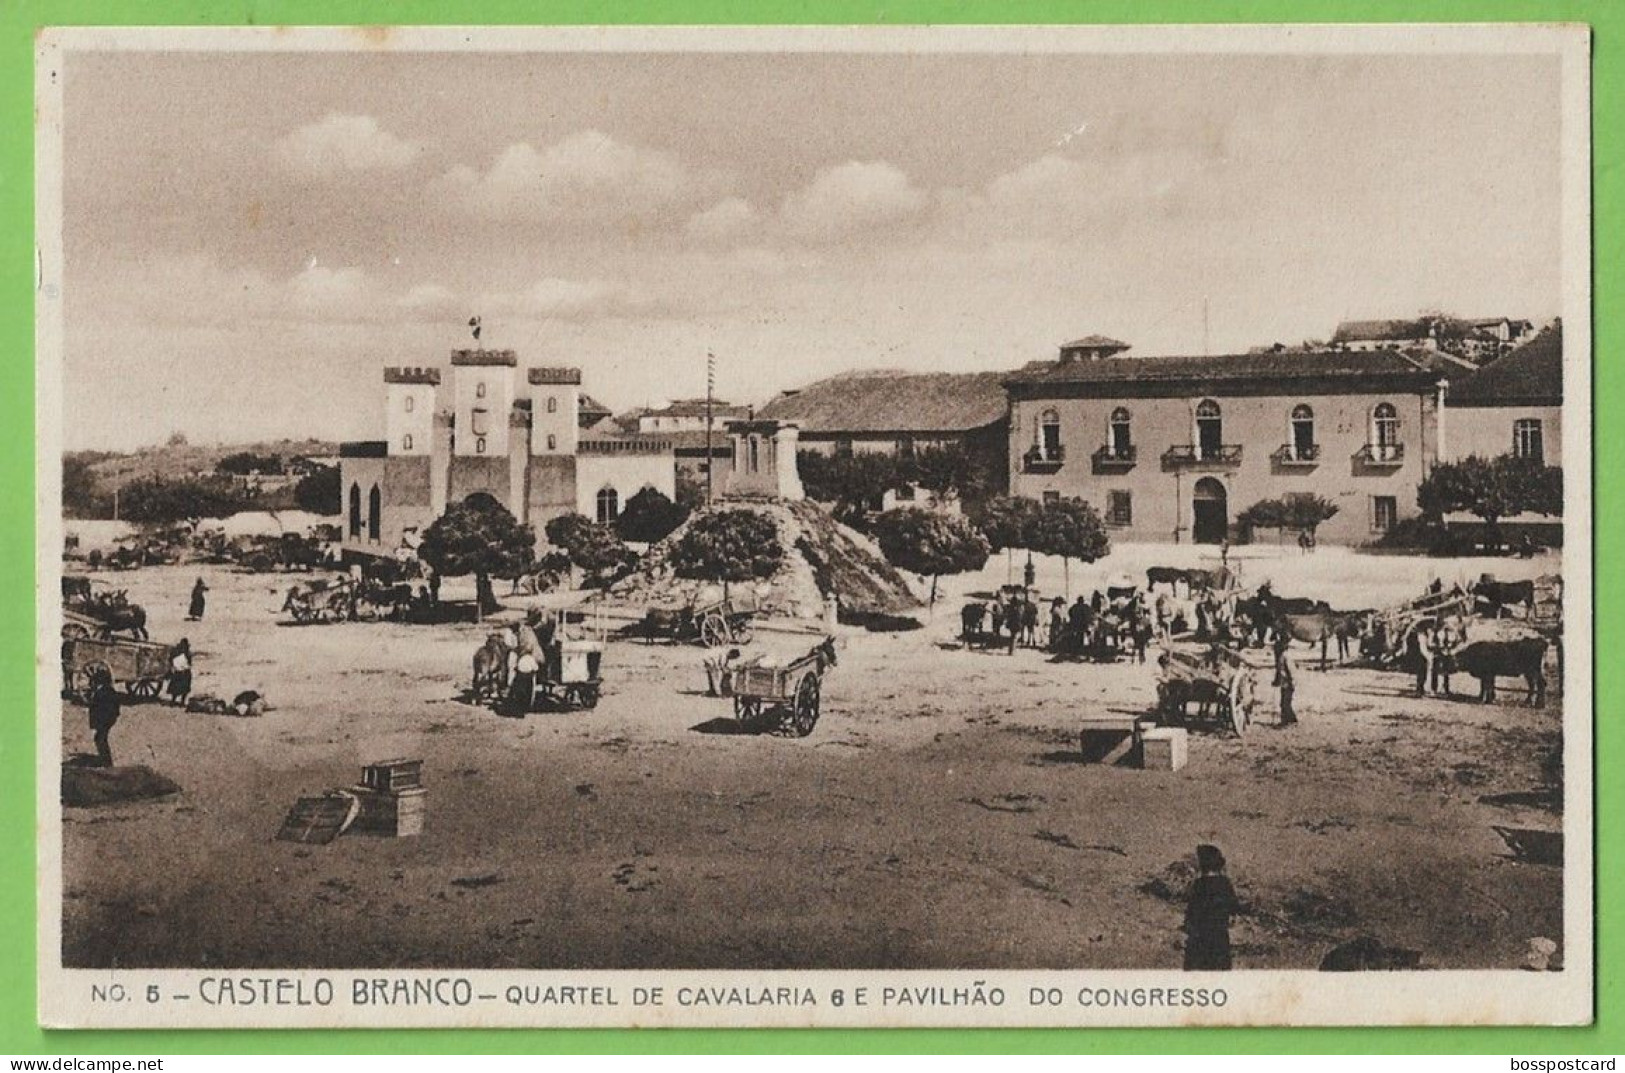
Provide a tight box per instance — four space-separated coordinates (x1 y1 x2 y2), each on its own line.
1277 656 1297 726
87 668 120 767
1183 844 1240 971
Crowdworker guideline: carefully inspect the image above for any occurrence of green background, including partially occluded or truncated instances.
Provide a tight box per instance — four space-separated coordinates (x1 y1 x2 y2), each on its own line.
0 0 1614 1055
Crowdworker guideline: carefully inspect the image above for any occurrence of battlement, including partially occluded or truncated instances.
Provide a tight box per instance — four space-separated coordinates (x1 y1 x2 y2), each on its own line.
527 367 583 385
383 366 443 385
579 438 674 457
450 348 518 367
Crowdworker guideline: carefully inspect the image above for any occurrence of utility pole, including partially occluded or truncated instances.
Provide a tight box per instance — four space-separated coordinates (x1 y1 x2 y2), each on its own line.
705 351 715 505
1202 296 1211 357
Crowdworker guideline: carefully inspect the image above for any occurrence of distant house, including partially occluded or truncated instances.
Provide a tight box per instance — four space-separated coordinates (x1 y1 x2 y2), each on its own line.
635 398 751 434
1445 322 1563 467
758 370 1010 458
1331 315 1535 365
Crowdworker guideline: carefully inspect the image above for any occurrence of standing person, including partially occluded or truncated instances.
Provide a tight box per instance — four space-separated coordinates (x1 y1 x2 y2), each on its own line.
989 599 1006 644
1023 555 1036 591
1005 593 1021 655
1133 609 1153 664
428 570 442 605
166 638 193 707
87 668 120 767
1410 620 1436 698
1048 597 1067 652
1183 844 1240 971
1277 655 1297 726
1020 594 1039 647
187 577 209 622
1430 622 1457 697
507 649 538 716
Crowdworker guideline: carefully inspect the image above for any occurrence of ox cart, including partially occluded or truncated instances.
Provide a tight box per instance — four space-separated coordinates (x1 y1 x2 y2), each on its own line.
282 577 357 623
62 634 172 699
643 592 757 648
1155 645 1258 737
1362 587 1475 667
727 637 838 737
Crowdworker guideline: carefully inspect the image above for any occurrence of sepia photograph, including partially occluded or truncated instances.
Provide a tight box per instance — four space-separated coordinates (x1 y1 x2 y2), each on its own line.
34 24 1591 1029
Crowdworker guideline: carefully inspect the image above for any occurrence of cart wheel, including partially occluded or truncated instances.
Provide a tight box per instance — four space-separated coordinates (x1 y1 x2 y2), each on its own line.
61 623 89 640
789 674 821 737
292 603 313 624
131 677 161 699
700 615 727 648
733 696 759 722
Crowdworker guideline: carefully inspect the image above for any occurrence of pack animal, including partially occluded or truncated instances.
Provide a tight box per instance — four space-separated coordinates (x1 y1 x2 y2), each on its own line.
471 633 511 701
1447 638 1549 706
1277 611 1366 670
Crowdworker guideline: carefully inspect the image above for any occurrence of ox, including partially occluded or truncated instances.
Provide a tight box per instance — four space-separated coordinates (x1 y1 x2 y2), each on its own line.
1446 638 1548 706
1475 579 1536 618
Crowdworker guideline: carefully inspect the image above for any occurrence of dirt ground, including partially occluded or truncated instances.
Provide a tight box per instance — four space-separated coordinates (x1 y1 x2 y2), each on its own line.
59 542 1565 971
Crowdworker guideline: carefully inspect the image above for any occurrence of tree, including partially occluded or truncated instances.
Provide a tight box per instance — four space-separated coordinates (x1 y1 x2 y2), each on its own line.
118 475 251 524
292 465 342 515
969 494 1043 584
544 513 635 586
797 451 900 515
62 454 110 519
1417 454 1561 547
669 509 784 583
1026 497 1110 597
216 451 284 476
615 487 689 544
872 507 991 608
419 493 536 618
1238 494 1339 540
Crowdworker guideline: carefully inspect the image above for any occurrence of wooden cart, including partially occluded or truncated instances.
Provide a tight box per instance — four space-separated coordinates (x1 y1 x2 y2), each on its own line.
1155 644 1258 737
727 637 838 737
643 592 757 648
1363 587 1475 667
282 577 356 623
62 634 173 699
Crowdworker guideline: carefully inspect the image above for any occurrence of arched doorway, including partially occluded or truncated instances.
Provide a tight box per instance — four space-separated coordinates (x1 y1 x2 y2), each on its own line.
348 483 362 539
1192 477 1228 544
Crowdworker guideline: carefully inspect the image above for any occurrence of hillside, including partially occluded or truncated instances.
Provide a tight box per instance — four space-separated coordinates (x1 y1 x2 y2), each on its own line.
68 438 340 486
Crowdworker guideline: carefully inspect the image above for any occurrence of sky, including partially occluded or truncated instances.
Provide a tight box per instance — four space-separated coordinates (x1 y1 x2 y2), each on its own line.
58 46 1564 450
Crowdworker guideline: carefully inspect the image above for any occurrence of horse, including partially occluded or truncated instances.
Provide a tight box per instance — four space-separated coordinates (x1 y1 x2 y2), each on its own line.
471 633 511 701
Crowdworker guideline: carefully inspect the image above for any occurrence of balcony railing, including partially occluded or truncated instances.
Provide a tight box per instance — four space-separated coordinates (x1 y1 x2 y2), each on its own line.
1274 443 1321 465
1022 445 1066 473
1162 444 1243 467
1358 442 1405 466
1092 444 1138 468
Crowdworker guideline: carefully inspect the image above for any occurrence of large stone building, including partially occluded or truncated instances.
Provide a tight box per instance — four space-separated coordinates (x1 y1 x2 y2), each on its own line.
338 349 675 558
1445 322 1563 466
1004 342 1448 545
758 369 1010 461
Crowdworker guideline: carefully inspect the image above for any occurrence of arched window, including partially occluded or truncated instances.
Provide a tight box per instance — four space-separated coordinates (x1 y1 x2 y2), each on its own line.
402 434 414 452
1109 407 1132 457
367 484 382 542
596 486 620 523
546 396 558 414
348 482 362 538
546 434 557 451
475 381 487 399
1290 404 1315 459
1039 408 1062 459
1196 399 1222 457
1372 402 1399 460
471 407 490 437
475 436 487 455
404 395 415 413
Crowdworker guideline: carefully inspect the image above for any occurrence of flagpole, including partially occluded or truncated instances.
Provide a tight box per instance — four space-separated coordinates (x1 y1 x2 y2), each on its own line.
705 351 715 505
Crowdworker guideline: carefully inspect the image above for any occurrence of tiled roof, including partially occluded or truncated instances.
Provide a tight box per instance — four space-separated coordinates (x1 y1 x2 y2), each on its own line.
758 370 1010 434
642 398 750 419
1447 324 1563 407
1062 335 1130 350
1005 349 1440 390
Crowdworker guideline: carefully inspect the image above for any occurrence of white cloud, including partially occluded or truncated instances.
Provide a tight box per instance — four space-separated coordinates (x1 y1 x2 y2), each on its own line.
685 197 759 243
274 114 422 180
779 161 928 244
440 130 727 229
395 283 464 321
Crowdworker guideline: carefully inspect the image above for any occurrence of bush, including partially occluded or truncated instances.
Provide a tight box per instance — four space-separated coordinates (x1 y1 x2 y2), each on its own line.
118 475 253 524
293 466 342 515
615 487 689 544
1238 494 1338 539
545 513 635 584
669 509 784 583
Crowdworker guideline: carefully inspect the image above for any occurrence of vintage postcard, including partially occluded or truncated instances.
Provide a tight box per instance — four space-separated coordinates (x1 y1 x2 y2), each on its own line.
35 24 1592 1028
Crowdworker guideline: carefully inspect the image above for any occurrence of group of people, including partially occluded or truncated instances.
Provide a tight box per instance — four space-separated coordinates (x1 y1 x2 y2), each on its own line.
482 610 565 715
960 588 1157 663
1408 616 1467 698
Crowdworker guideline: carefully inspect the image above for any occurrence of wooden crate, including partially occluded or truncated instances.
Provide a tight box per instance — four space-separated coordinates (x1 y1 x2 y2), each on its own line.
349 786 427 837
1140 728 1189 772
361 759 423 794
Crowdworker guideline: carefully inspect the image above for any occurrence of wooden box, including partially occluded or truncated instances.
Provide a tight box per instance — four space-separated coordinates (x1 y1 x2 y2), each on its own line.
1140 728 1188 772
361 759 422 794
349 786 427 837
1078 714 1148 765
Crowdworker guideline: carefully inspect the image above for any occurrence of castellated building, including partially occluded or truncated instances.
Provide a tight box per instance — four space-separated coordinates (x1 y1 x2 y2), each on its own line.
338 349 675 559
